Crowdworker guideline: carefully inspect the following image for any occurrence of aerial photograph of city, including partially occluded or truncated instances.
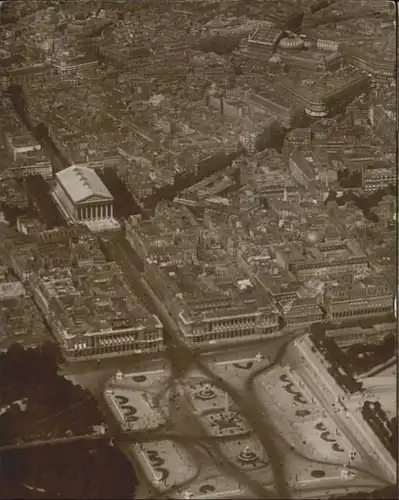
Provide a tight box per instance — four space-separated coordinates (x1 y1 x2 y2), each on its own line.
0 0 397 499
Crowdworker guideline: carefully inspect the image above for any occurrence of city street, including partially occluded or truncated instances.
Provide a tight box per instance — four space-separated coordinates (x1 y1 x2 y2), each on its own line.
60 355 166 382
201 327 305 364
104 236 334 499
101 235 292 498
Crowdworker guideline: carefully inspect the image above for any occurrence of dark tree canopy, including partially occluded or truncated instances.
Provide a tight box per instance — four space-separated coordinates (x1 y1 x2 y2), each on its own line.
328 485 398 500
0 344 137 499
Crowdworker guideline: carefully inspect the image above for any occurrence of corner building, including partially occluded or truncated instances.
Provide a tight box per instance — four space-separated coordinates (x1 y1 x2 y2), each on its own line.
125 209 280 347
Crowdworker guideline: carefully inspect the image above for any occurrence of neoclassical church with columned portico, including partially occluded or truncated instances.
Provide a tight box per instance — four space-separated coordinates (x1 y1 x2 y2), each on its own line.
54 165 114 222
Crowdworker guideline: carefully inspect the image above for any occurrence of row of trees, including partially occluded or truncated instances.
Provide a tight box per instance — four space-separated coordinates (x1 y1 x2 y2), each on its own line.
0 342 101 444
328 485 397 500
0 343 138 498
0 440 137 499
346 333 395 375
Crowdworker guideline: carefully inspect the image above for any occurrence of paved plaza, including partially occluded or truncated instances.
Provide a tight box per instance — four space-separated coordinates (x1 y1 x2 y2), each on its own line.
105 386 166 431
253 366 366 468
132 439 198 492
176 465 250 500
207 354 271 392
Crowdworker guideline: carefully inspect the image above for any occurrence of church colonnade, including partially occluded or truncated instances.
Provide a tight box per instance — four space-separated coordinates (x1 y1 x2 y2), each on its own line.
77 203 113 220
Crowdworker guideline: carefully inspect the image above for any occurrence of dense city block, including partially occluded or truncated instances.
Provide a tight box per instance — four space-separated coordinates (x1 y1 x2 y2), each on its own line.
0 1 396 499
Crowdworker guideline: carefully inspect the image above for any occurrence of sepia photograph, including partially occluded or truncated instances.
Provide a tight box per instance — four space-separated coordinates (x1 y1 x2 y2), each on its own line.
0 1 397 499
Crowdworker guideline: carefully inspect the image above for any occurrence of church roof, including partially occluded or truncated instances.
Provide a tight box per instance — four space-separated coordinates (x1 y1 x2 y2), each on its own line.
56 165 113 204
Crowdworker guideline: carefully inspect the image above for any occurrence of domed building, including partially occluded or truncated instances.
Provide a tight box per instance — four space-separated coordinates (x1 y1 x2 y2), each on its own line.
304 229 324 244
279 34 305 50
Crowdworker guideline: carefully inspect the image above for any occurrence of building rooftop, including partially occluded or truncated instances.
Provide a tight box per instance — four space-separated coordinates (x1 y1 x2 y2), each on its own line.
128 204 278 321
56 166 113 205
0 282 49 352
290 150 314 180
5 227 107 275
35 262 157 339
277 67 369 102
5 63 50 78
0 281 26 299
248 22 283 46
10 133 40 150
